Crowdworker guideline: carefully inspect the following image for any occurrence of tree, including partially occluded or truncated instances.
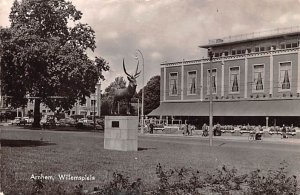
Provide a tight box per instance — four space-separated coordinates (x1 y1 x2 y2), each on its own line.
0 0 109 127
105 76 127 95
101 76 128 115
137 75 160 115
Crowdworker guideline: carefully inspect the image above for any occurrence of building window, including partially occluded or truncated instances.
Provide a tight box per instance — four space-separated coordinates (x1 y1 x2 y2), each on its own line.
279 62 292 91
246 48 251 53
286 43 292 49
72 111 75 115
80 111 87 116
237 49 242 55
224 51 229 56
253 65 264 92
254 47 260 52
169 72 178 96
292 42 298 48
231 50 236 55
260 47 265 52
272 45 276 50
280 44 285 49
229 67 240 93
187 71 197 95
91 100 96 106
214 53 220 57
207 69 217 94
90 111 97 116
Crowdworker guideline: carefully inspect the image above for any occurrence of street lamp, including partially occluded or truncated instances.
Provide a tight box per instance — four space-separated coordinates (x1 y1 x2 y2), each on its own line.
208 48 214 146
135 49 145 134
93 98 96 129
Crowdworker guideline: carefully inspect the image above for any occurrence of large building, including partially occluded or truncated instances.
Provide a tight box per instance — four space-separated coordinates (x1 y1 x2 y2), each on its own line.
24 82 102 118
150 27 300 127
0 83 101 119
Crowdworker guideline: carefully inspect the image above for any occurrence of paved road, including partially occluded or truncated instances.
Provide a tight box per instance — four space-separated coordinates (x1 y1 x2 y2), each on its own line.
1 125 300 153
139 134 300 153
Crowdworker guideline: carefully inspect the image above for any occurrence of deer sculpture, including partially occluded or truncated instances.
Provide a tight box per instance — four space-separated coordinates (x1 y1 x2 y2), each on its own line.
111 59 141 115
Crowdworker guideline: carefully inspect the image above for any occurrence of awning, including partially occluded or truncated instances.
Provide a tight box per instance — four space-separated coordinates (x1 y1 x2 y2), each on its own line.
148 99 300 117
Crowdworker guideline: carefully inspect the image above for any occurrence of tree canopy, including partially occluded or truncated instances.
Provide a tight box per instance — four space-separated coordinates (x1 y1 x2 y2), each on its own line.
101 76 129 115
137 75 160 115
0 0 109 126
104 76 127 95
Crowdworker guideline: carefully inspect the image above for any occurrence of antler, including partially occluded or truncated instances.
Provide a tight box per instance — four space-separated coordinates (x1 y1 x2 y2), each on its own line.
134 70 142 78
135 60 139 75
134 60 141 78
123 59 131 77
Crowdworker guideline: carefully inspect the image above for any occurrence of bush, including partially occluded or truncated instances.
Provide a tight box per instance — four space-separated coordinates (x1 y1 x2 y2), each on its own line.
3 162 299 195
247 161 297 195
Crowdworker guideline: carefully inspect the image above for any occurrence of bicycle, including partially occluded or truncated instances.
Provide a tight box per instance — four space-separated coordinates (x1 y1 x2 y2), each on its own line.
248 131 263 141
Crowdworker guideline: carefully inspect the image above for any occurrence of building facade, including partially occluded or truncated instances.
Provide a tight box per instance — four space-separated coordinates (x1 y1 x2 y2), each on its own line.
150 27 300 126
25 82 102 118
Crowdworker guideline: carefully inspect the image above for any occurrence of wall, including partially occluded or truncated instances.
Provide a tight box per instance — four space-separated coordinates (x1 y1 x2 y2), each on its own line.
162 50 300 102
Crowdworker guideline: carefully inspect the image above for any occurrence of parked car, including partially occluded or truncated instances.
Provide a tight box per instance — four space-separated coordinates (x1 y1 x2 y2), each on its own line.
58 117 76 127
220 125 235 133
19 117 27 125
27 117 34 124
41 115 56 128
269 126 281 135
12 117 21 125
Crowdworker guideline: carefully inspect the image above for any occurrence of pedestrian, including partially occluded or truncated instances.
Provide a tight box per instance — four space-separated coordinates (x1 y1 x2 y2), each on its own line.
149 123 154 134
187 123 191 135
202 123 208 136
282 124 287 139
255 125 262 140
215 122 221 136
189 124 194 136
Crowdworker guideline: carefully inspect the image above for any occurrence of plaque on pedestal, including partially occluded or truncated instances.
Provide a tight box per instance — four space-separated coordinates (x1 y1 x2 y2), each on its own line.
104 116 138 151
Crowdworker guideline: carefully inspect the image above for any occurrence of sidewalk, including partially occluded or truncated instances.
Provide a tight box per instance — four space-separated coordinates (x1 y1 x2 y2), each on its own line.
141 132 300 145
0 121 11 126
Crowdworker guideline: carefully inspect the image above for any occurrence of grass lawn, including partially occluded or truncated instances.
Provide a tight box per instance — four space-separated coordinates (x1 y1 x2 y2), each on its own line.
1 126 300 193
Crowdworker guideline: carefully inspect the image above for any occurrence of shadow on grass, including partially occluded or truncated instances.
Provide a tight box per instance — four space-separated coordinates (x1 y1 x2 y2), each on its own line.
20 125 104 133
138 147 156 151
1 139 56 147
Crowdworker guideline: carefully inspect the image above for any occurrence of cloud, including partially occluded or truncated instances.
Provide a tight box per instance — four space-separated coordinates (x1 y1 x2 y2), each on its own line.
1 0 300 90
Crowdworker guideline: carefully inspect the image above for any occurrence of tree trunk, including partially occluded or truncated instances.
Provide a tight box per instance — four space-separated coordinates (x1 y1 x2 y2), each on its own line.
32 99 41 128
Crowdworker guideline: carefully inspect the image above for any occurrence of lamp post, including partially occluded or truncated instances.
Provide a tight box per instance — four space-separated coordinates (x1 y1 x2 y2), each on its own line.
208 48 214 147
93 98 96 129
136 49 144 134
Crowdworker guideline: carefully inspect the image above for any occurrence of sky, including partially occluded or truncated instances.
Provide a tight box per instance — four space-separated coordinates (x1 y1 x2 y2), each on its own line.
1 0 300 90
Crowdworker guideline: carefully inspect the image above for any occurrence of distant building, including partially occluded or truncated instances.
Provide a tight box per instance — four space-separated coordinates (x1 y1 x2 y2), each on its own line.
25 82 102 118
150 26 300 127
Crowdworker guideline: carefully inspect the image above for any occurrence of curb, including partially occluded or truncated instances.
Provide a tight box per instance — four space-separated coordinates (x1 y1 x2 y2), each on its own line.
140 133 300 144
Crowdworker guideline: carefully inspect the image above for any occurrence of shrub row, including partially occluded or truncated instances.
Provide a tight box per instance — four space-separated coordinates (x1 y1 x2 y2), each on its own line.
3 162 298 195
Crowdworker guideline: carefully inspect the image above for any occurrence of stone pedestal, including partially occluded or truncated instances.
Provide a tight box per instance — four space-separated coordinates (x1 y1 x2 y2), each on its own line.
104 116 138 151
